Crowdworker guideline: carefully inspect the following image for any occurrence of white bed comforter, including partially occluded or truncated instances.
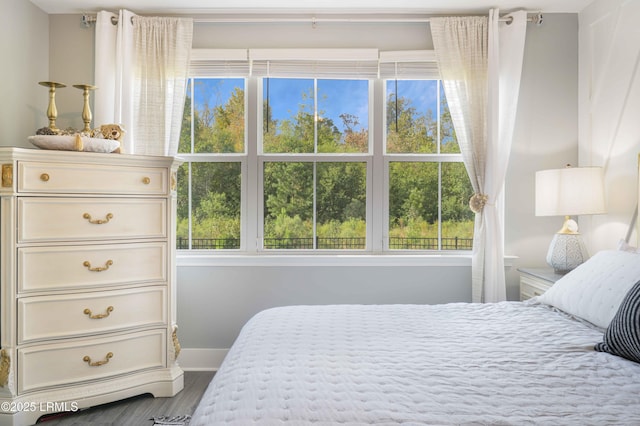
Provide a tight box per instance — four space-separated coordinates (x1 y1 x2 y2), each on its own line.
191 302 640 425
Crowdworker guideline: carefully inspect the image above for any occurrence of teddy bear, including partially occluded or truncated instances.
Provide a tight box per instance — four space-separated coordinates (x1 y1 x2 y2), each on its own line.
98 124 125 153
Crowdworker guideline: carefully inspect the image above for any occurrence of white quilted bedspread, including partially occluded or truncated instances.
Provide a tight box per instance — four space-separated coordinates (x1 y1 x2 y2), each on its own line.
190 302 640 425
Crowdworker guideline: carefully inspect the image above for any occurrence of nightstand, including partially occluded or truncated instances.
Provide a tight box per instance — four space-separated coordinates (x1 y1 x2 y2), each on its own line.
518 268 564 301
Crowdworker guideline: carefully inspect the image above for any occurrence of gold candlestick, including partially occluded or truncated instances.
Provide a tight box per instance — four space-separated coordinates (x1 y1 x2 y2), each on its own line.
73 84 97 133
38 81 66 132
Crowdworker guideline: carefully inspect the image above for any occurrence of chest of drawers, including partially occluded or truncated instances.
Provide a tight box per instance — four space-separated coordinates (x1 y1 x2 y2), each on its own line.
0 148 183 425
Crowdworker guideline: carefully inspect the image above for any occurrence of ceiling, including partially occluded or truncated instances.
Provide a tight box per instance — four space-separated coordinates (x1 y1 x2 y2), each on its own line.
30 0 595 15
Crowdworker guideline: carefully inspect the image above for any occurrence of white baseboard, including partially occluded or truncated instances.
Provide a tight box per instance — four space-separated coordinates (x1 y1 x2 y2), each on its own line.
178 348 228 371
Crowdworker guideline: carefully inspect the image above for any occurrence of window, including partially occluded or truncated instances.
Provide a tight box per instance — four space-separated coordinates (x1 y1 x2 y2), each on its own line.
177 49 473 253
385 80 474 251
261 77 369 250
177 77 245 250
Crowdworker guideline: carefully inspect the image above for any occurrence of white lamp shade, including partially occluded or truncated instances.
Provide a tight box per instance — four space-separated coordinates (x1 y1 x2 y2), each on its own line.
535 166 606 217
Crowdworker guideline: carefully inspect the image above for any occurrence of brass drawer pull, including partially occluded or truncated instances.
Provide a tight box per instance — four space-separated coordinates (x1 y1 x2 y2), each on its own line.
83 212 113 224
83 352 113 367
142 177 151 184
40 173 50 182
83 260 113 272
1 164 12 187
84 306 114 319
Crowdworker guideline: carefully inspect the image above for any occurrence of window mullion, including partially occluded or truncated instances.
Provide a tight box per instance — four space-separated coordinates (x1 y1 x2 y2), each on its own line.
314 79 318 154
437 80 442 250
313 79 318 250
313 162 318 249
247 77 260 252
187 162 193 250
438 162 442 251
372 78 385 252
188 78 195 250
189 78 195 154
437 80 441 154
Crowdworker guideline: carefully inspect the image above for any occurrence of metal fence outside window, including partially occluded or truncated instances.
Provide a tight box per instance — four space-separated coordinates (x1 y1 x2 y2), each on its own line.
177 237 240 250
178 237 472 250
263 237 366 249
388 236 472 250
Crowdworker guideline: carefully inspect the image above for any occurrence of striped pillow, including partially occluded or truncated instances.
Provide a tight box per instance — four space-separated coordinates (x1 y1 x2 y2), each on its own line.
595 279 640 363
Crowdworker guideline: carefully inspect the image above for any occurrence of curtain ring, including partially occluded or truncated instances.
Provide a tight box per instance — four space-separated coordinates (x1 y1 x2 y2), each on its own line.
469 193 488 213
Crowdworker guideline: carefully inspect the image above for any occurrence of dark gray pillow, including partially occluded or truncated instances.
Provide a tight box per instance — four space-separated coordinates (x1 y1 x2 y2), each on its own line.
595 280 640 363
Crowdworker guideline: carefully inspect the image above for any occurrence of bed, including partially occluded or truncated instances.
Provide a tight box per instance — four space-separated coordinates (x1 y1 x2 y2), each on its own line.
191 248 640 425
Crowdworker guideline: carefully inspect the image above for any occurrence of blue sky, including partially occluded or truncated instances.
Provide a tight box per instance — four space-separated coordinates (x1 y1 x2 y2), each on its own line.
265 78 370 133
392 80 440 119
191 77 440 134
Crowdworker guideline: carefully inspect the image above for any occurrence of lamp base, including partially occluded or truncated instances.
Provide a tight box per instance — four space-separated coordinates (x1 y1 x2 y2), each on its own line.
546 232 589 274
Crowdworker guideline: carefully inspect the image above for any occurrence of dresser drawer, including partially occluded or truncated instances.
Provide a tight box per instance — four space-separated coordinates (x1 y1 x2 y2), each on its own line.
18 286 167 343
18 161 168 195
18 242 167 292
18 329 166 394
18 197 166 243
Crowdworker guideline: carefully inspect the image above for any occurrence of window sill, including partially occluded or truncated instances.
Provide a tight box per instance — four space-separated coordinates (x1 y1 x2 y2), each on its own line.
177 252 517 268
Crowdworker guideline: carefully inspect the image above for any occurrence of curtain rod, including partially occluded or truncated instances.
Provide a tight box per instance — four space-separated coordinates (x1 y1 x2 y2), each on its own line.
81 12 543 27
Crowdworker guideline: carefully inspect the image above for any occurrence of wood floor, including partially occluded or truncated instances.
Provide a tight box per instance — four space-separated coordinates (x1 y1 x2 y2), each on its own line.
35 371 215 426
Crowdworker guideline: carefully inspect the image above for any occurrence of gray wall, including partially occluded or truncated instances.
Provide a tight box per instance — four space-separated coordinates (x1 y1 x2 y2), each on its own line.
578 0 640 252
8 10 578 356
505 14 579 292
1 0 50 148
179 263 471 348
47 15 95 132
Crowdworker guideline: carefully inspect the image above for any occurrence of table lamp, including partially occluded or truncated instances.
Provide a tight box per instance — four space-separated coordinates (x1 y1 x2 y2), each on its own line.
535 165 606 274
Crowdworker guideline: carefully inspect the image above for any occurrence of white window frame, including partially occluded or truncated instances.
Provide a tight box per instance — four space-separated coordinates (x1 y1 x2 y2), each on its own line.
381 77 467 252
255 76 374 253
178 48 472 256
178 49 250 251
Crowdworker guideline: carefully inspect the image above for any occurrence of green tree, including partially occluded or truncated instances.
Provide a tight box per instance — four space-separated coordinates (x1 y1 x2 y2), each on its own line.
440 92 459 153
340 113 368 153
264 162 313 222
316 163 366 224
386 93 437 153
389 162 438 226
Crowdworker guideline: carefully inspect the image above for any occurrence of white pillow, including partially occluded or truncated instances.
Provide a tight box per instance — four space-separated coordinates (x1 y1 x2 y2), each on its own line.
537 250 640 328
617 239 640 253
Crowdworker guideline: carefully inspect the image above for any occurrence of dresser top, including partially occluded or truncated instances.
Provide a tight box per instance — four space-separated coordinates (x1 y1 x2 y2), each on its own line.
0 147 181 168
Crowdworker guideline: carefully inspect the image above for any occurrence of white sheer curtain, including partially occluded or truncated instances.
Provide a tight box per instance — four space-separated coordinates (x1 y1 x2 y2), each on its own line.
94 9 136 153
94 10 192 155
133 17 193 156
431 9 527 303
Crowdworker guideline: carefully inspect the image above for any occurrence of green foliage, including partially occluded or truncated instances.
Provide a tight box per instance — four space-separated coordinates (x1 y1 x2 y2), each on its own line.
264 162 314 221
442 162 474 223
316 163 366 223
265 209 312 239
386 94 437 153
176 161 241 247
317 218 366 239
439 93 459 153
339 113 368 153
389 219 473 239
389 162 438 224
